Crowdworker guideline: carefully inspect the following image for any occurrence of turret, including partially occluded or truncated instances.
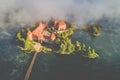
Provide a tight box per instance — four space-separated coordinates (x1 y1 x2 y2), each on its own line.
27 29 33 40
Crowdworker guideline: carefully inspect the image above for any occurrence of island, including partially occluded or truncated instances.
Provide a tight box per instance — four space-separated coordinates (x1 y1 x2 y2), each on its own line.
82 24 102 37
16 19 100 80
16 19 99 59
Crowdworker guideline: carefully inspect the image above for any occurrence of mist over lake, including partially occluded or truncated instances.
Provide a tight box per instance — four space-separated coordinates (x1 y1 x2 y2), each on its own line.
0 0 120 80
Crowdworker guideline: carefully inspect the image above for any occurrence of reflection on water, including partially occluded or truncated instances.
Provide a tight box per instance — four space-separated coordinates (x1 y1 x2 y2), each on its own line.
0 18 120 80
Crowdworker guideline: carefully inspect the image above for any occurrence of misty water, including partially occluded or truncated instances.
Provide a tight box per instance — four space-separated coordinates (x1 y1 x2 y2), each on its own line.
0 17 120 80
1 0 120 80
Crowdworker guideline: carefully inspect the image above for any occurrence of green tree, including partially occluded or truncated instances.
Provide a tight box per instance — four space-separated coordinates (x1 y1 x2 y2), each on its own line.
81 43 86 51
75 41 81 51
87 49 99 58
59 43 67 54
55 38 61 44
39 46 52 53
67 43 75 54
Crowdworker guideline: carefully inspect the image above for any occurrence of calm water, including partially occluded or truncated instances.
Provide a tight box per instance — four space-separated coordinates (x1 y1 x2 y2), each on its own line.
0 17 120 80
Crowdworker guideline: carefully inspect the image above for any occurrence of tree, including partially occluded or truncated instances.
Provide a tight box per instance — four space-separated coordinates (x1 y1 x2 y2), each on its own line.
87 49 99 58
81 43 86 51
75 41 81 51
67 42 75 54
55 38 61 44
59 43 67 54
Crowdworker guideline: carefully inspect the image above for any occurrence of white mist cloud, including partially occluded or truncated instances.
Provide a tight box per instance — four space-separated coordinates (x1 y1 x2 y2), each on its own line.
0 0 120 27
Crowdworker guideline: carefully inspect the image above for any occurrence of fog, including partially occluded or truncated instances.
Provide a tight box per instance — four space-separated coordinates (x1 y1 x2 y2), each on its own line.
0 1 120 79
0 0 120 40
0 0 120 26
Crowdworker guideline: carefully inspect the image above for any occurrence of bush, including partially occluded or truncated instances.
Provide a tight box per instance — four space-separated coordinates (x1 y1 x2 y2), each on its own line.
67 43 75 54
59 43 67 54
39 46 52 53
75 41 81 51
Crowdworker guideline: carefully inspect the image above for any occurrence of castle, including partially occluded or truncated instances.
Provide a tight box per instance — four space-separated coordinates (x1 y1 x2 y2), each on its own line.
27 19 66 43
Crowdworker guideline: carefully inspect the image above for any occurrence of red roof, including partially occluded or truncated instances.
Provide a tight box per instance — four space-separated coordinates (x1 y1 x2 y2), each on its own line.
54 19 66 30
27 29 33 40
32 22 47 37
50 33 56 41
37 34 45 42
